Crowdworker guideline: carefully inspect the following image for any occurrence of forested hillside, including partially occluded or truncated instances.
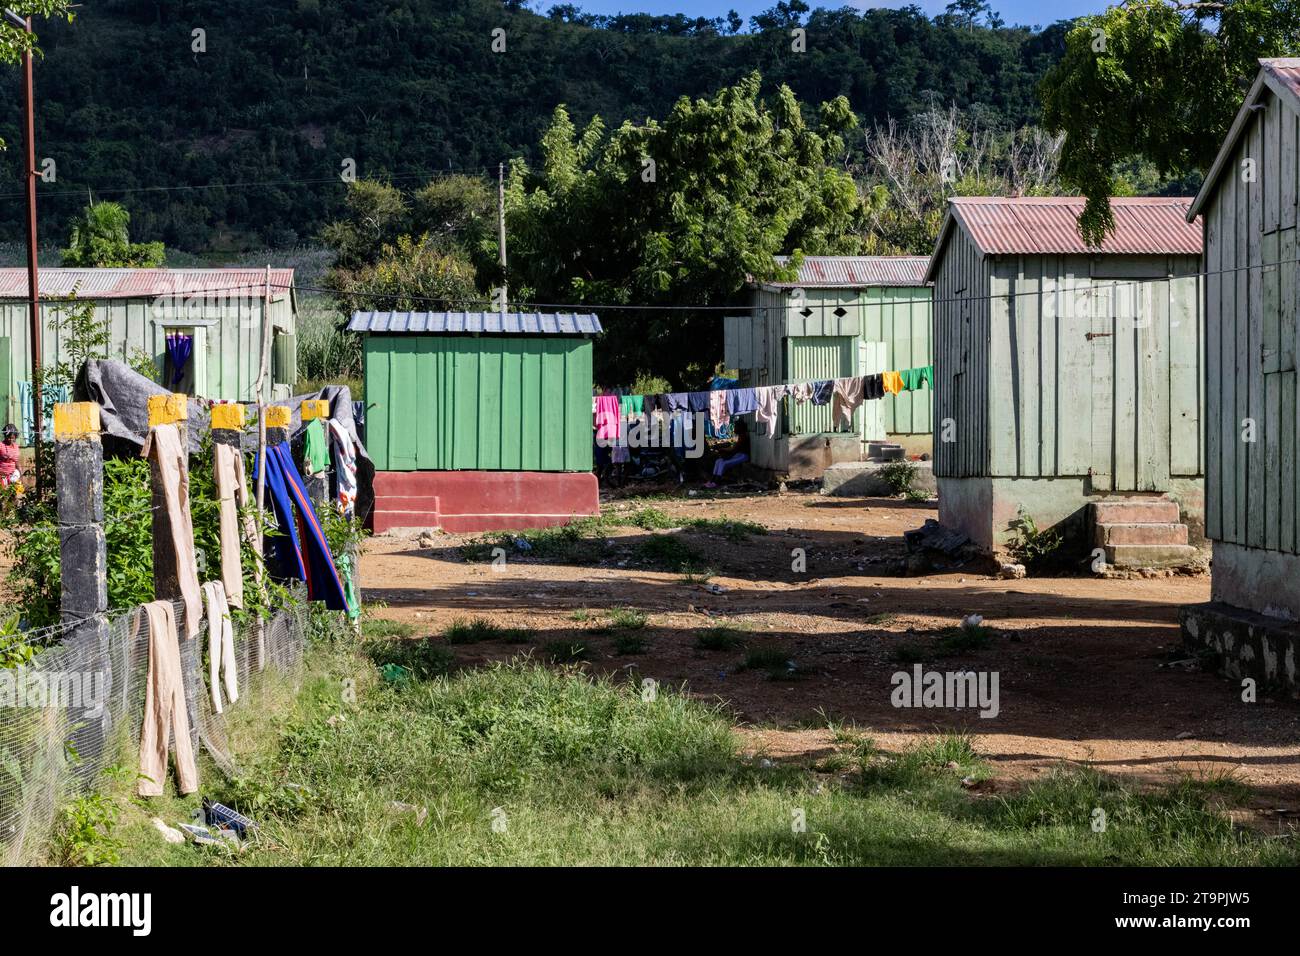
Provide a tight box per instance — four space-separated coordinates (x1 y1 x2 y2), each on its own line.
0 0 1068 253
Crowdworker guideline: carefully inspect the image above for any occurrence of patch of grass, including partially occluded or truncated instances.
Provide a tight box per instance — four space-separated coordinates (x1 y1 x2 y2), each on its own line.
460 518 610 564
612 632 649 655
445 616 517 645
677 566 716 584
864 612 897 626
635 534 703 572
569 608 594 623
683 516 767 542
934 623 994 656
543 639 593 664
365 635 455 680
696 625 746 650
361 617 415 640
108 637 1300 868
618 506 677 530
603 607 649 631
741 645 799 680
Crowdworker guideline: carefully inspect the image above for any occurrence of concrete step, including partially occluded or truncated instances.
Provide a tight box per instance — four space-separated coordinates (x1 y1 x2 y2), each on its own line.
1094 522 1189 547
1090 498 1181 524
1104 543 1199 569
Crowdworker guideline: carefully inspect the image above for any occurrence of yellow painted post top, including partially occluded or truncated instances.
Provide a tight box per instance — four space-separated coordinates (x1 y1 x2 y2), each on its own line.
53 402 101 440
210 403 246 431
301 399 330 421
147 393 189 427
264 405 292 428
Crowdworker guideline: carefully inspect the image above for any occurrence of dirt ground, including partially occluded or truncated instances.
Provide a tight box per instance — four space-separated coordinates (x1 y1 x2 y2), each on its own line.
359 486 1300 812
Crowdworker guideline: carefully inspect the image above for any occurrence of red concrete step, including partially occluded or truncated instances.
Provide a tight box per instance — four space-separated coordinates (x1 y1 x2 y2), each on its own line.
1090 498 1181 524
1094 522 1189 546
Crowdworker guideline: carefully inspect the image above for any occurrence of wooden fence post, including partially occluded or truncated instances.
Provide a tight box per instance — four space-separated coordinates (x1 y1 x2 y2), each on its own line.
211 403 264 671
54 402 110 780
144 393 200 754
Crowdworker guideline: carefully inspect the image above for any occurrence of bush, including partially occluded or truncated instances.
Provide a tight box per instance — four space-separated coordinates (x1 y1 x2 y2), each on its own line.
878 461 917 497
1006 512 1063 572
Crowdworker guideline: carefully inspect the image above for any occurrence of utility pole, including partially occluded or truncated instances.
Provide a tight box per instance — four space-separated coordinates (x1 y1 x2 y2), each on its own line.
497 162 507 317
9 10 41 491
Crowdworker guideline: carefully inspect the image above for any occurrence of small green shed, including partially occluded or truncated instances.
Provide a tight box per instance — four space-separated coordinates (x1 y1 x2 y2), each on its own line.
350 311 601 473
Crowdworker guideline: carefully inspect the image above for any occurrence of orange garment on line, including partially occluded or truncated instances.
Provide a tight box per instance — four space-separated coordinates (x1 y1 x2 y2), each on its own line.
882 371 904 395
137 600 198 797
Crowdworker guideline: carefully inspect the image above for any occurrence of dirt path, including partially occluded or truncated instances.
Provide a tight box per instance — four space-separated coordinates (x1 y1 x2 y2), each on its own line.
358 488 1300 806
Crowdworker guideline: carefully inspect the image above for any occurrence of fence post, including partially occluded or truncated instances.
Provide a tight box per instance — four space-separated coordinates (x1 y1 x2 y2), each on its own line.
300 398 330 509
54 402 110 781
144 393 200 755
212 403 263 671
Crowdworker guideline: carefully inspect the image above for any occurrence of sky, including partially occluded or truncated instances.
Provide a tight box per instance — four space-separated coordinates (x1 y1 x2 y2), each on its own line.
560 1 1109 30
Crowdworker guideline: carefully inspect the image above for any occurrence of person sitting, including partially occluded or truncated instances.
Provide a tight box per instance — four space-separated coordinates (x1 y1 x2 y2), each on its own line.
705 419 749 488
0 423 21 489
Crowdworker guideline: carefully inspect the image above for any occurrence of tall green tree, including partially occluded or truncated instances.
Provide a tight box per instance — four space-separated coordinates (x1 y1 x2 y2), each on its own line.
60 200 165 268
506 72 865 385
1040 0 1300 245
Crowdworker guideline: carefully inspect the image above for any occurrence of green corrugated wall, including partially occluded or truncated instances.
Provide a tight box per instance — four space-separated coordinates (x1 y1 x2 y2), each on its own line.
364 334 593 472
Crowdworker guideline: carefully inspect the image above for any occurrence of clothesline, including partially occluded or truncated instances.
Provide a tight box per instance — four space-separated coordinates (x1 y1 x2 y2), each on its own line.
595 364 934 437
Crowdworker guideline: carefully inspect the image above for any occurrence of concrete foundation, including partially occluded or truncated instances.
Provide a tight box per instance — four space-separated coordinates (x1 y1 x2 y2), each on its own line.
752 432 933 480
937 475 1205 555
1210 541 1300 621
371 471 599 534
822 460 936 498
1181 601 1300 692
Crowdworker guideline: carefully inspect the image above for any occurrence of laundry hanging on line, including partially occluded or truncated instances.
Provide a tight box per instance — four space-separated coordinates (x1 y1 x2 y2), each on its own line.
592 364 934 433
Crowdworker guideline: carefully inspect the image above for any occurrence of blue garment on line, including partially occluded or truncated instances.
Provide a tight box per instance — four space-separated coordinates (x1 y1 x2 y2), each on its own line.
810 380 834 406
256 441 348 611
662 392 689 412
726 387 758 416
686 391 711 413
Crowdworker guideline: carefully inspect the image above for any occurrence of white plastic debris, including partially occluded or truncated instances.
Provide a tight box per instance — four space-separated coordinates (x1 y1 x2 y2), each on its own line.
998 563 1027 579
960 614 984 630
152 817 185 844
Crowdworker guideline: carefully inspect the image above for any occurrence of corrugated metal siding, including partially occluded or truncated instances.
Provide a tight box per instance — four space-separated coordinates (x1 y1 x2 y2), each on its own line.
348 311 602 335
786 336 856 435
861 286 933 434
769 256 929 287
0 290 292 419
1203 90 1300 554
364 334 592 473
723 314 766 370
950 197 1202 256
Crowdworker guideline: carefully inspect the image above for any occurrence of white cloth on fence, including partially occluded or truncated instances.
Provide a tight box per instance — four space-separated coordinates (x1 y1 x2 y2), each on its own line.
137 600 198 797
202 580 238 715
326 418 358 517
139 423 202 640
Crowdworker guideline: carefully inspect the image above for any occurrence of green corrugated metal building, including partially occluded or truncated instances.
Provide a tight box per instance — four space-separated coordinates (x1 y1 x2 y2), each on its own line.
350 311 600 473
0 268 297 441
726 256 932 478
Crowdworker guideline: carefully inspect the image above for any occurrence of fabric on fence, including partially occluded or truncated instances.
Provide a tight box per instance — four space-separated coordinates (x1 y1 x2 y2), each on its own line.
257 441 349 611
202 582 238 715
137 600 198 797
302 418 328 476
326 418 358 517
214 442 251 609
140 423 202 640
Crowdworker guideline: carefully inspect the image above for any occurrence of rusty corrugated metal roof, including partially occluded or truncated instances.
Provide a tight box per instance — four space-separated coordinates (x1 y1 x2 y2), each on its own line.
767 255 930 288
0 268 295 299
949 197 1202 256
348 311 603 335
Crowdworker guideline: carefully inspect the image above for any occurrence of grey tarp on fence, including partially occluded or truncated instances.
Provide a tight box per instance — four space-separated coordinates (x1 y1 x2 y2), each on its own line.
74 359 374 521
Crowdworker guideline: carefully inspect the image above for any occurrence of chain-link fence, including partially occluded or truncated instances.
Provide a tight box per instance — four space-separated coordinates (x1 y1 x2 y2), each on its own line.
0 592 310 866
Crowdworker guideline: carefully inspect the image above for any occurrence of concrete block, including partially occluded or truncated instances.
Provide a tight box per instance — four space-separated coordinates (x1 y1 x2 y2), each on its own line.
1094 522 1189 546
210 403 245 431
1104 543 1198 569
1181 601 1300 691
1091 499 1181 524
822 460 936 497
